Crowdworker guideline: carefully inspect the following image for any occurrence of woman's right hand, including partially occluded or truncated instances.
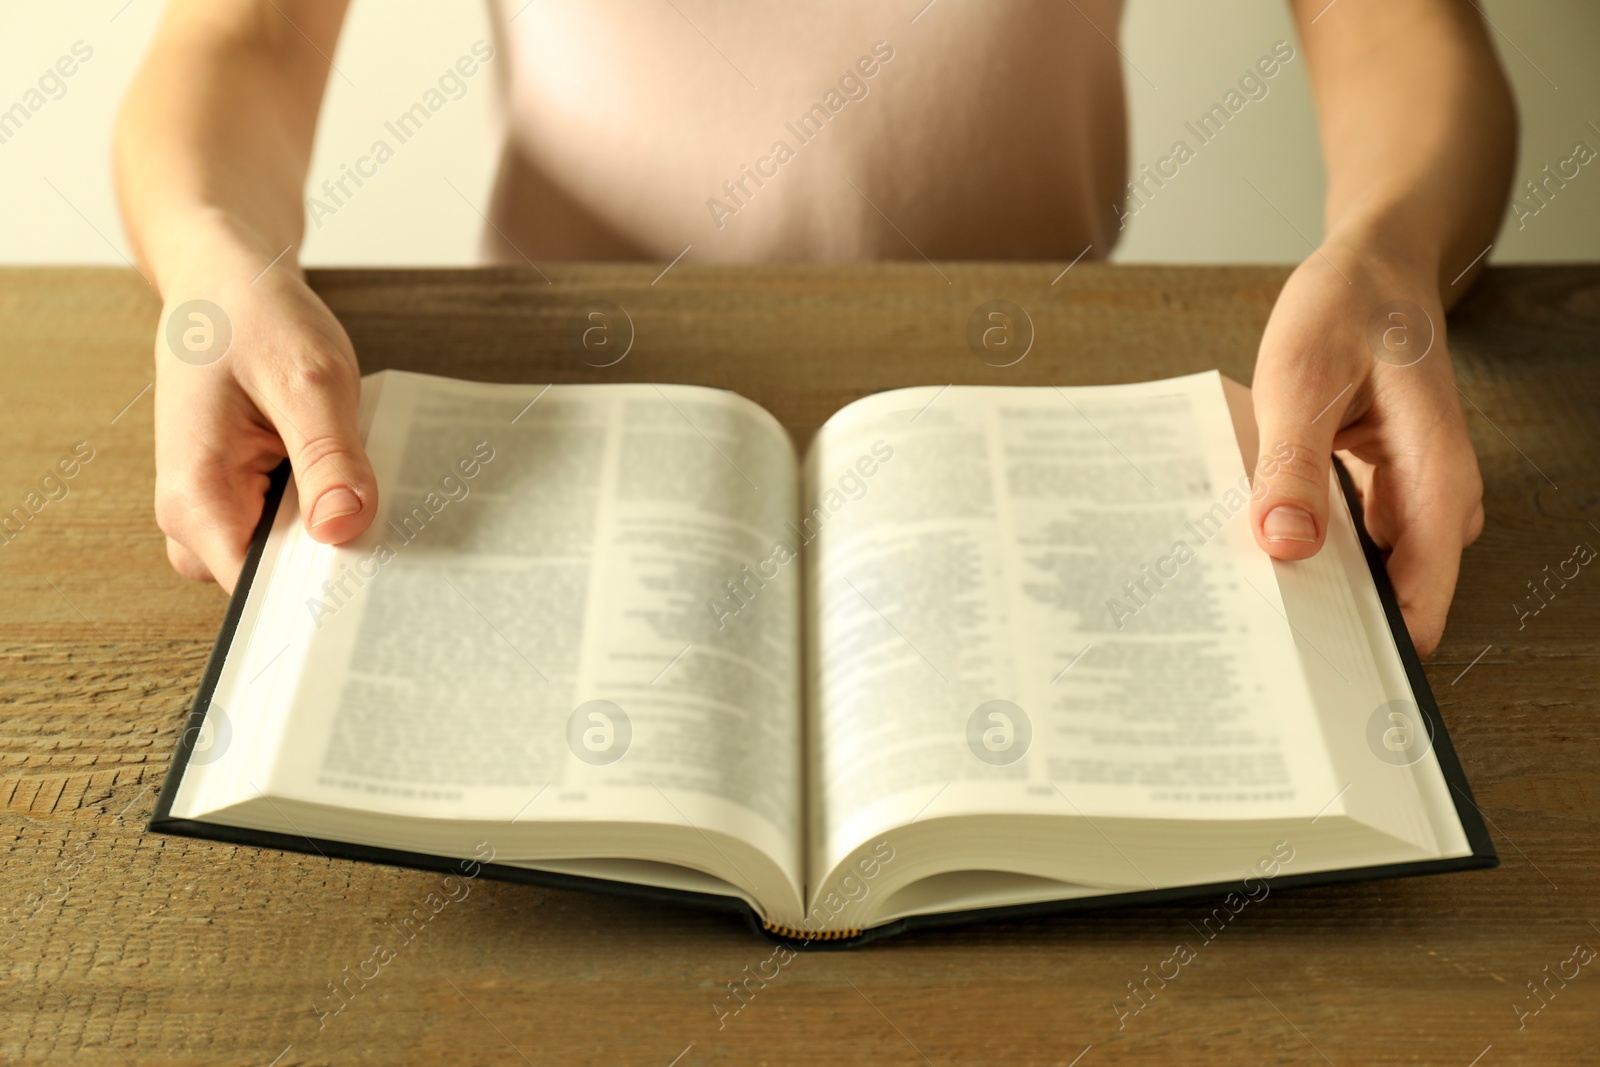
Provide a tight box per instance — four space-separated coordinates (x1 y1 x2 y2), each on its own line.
153 226 377 591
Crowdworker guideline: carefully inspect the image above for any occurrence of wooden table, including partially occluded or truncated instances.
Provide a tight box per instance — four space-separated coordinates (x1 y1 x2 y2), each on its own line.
2 264 1597 1066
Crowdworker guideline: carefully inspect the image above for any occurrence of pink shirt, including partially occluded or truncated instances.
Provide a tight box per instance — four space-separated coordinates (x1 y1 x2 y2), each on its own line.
487 0 1127 262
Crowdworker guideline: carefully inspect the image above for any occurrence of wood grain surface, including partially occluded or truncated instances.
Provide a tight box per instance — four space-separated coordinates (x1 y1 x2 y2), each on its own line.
1 264 1597 1066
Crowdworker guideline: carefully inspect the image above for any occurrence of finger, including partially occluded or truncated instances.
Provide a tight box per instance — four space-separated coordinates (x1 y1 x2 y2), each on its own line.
1250 364 1354 561
245 352 378 545
1383 510 1467 657
165 537 216 584
1332 450 1392 550
1357 429 1482 656
1464 496 1486 547
155 461 274 592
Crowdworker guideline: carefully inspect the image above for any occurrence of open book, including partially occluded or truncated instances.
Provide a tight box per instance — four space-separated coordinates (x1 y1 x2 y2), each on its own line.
152 370 1493 943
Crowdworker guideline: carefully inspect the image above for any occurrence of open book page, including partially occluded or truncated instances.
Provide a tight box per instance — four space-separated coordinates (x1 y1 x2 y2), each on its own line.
173 372 806 915
1220 379 1468 860
803 373 1348 888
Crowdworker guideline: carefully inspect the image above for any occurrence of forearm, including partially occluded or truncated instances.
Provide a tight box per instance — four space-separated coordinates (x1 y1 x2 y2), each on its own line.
114 0 348 295
1292 0 1517 303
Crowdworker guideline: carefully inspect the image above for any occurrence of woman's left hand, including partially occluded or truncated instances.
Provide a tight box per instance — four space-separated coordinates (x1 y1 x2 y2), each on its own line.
1247 228 1485 656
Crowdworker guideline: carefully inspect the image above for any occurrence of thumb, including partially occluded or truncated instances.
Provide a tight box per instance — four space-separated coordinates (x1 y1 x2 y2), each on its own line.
251 360 378 545
1249 375 1348 561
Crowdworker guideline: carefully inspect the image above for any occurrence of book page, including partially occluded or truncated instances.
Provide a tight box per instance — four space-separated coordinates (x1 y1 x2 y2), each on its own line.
1220 377 1465 860
803 373 1344 881
182 372 805 901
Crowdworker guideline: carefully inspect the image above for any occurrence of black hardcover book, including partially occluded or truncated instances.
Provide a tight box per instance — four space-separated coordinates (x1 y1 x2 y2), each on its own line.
151 371 1495 946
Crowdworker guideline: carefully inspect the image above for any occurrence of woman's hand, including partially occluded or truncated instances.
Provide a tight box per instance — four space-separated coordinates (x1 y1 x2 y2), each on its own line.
1248 227 1485 656
153 223 377 591
112 0 363 589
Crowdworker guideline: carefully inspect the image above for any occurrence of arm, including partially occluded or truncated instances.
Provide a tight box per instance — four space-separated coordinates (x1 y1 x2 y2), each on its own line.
115 0 376 590
1249 0 1517 654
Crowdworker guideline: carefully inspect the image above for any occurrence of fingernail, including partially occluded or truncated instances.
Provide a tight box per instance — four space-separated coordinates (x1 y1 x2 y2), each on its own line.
1263 505 1317 543
309 487 362 528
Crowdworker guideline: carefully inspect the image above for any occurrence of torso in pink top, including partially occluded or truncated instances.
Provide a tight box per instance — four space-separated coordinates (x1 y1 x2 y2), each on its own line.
486 0 1127 262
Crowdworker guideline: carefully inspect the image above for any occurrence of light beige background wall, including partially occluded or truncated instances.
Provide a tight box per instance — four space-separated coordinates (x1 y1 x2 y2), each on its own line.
1 0 1595 267
1114 0 1599 263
